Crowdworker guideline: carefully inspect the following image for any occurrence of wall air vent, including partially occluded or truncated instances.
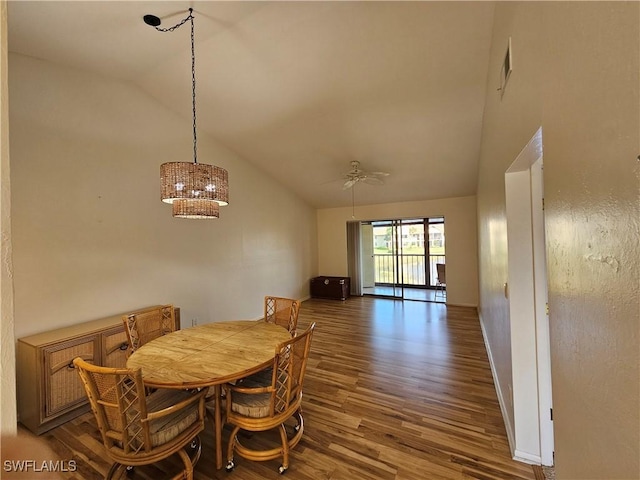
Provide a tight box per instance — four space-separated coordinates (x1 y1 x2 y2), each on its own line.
498 37 513 98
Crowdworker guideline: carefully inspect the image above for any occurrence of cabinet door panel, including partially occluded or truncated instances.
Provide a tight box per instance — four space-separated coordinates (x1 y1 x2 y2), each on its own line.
102 326 129 368
43 335 99 419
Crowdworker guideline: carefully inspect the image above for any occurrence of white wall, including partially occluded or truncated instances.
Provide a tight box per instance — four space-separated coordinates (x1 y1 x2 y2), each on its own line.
317 195 478 307
477 2 639 478
8 53 318 338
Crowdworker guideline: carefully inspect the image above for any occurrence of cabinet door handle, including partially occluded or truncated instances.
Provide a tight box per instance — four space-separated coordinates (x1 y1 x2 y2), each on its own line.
67 361 76 370
119 342 129 351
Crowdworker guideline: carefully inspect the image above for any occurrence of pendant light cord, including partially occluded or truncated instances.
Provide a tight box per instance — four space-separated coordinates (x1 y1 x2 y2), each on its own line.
190 11 197 164
150 8 198 164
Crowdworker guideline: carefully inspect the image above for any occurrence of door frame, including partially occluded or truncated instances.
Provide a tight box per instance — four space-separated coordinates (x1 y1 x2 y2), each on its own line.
367 219 404 299
505 127 554 465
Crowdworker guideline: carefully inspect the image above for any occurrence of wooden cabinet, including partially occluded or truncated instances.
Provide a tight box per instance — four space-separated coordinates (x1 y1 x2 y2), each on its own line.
17 307 180 434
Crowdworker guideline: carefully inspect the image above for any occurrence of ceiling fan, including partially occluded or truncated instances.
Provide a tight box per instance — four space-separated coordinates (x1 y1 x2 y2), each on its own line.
342 161 390 190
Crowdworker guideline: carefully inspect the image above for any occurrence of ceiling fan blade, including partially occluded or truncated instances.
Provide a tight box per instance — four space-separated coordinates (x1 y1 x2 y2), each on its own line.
363 177 384 186
368 171 390 177
343 178 358 189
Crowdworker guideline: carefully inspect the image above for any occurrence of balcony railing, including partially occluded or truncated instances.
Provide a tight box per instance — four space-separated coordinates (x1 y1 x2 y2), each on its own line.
374 253 445 287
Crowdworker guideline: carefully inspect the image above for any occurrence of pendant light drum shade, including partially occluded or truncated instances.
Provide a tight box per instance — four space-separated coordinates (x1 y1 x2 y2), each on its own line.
160 161 229 206
172 198 219 219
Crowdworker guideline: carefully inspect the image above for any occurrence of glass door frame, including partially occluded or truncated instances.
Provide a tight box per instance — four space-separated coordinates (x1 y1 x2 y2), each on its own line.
362 218 405 300
390 219 404 299
359 216 445 302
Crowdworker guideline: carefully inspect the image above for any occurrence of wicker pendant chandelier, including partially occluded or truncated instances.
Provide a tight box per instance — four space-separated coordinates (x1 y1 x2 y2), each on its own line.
146 8 229 219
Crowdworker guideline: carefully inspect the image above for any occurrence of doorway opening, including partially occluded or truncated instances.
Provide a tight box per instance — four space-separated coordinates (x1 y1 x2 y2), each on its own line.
504 127 553 466
359 217 446 302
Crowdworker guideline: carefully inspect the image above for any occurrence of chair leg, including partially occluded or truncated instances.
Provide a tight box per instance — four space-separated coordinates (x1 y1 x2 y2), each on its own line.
277 423 289 474
188 435 202 471
175 449 194 480
227 413 305 473
226 425 242 471
106 463 127 480
289 410 304 450
169 435 201 480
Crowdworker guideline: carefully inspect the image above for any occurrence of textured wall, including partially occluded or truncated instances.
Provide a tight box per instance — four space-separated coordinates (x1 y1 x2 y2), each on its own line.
0 0 17 434
541 3 639 478
478 2 639 478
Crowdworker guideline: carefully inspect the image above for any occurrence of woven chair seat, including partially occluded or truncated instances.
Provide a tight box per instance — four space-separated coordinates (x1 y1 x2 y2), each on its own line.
229 391 271 418
230 369 285 417
144 389 201 447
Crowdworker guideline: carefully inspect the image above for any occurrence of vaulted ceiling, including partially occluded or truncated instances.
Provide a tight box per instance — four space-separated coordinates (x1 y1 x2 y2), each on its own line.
7 1 495 209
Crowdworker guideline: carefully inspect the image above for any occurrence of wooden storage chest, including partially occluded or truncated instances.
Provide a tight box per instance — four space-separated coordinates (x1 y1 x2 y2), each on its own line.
310 276 351 300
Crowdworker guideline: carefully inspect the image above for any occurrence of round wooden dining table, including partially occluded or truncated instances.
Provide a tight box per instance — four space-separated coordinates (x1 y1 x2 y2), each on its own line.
126 319 292 470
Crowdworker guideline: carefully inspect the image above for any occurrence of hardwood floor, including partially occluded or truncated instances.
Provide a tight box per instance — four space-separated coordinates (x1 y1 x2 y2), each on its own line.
33 297 536 479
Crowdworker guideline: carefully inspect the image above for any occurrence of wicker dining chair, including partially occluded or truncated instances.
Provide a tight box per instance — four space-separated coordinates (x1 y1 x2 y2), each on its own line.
264 296 300 335
73 357 206 480
224 322 316 474
122 305 176 356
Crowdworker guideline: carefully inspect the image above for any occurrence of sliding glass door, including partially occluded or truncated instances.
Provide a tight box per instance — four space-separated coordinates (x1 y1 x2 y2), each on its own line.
359 217 446 302
361 219 407 299
370 219 404 298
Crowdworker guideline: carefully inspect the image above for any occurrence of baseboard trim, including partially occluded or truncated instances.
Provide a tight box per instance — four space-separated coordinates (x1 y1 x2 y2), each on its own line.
446 302 478 308
478 309 517 459
514 449 542 465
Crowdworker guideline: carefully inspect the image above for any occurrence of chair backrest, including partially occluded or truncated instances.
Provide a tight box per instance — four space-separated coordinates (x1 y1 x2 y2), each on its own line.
436 263 446 284
270 322 315 415
264 296 300 335
73 357 152 455
122 305 176 355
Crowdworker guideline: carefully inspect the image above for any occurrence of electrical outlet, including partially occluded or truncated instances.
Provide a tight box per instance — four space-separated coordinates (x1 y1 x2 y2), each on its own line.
191 318 198 326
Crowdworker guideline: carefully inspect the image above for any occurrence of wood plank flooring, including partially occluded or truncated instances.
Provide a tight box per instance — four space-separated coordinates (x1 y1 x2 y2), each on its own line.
29 297 536 479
